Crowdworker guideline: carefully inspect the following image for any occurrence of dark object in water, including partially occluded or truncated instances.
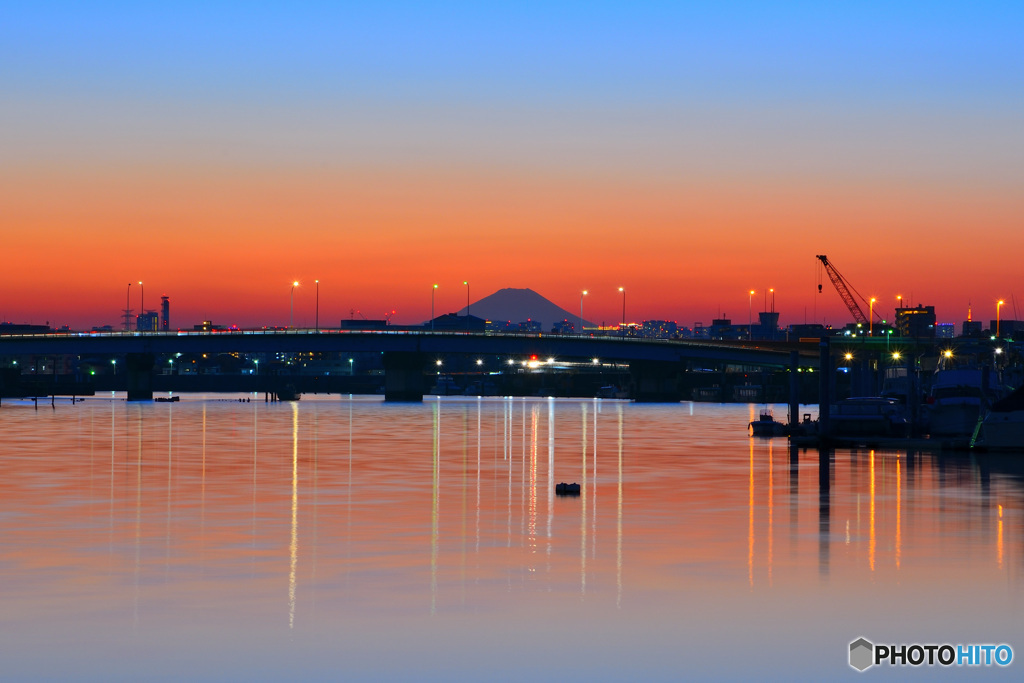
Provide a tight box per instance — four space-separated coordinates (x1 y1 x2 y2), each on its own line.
556 482 581 496
155 396 180 402
749 409 786 436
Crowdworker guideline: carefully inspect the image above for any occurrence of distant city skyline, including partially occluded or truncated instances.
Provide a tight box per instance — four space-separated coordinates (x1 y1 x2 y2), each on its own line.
2 4 1021 330
2 279 1018 335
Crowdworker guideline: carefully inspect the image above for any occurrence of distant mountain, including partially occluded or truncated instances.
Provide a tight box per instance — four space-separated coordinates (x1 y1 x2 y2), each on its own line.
457 288 597 330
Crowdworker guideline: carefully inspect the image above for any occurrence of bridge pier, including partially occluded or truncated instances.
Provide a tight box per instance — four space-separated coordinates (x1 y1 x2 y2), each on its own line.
383 351 426 402
818 337 832 436
629 360 683 402
125 352 155 401
789 350 800 427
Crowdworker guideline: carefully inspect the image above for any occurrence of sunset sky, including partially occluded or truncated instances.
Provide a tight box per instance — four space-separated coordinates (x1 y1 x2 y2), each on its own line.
2 2 1022 330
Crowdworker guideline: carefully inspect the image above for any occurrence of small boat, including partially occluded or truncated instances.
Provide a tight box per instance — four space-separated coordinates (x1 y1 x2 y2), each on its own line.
277 384 300 401
749 408 787 436
829 397 909 438
927 367 1001 437
596 385 629 399
155 395 180 402
972 384 1024 450
430 375 459 396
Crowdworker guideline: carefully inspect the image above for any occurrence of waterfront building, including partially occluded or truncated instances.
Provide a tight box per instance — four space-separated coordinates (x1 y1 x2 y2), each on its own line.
641 320 678 339
160 296 170 331
961 320 983 337
895 305 936 338
137 312 159 332
428 313 487 332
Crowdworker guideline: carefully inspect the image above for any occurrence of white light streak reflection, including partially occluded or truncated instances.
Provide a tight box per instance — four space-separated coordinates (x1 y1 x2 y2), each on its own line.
288 401 299 630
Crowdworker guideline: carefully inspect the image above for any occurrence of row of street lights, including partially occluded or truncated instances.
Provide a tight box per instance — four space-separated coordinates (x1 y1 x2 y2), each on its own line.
125 281 145 331
428 282 626 333
749 288 1010 338
578 287 628 333
747 288 774 340
289 280 322 330
429 282 471 330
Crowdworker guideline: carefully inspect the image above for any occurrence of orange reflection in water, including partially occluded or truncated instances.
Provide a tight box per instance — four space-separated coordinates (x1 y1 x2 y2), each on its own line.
0 398 1021 679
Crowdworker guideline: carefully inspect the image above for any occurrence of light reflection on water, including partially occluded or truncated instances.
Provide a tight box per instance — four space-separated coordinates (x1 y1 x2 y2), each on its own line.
0 395 1022 681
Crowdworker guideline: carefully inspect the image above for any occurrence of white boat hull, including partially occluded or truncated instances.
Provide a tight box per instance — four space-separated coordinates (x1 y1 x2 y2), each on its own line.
977 410 1024 450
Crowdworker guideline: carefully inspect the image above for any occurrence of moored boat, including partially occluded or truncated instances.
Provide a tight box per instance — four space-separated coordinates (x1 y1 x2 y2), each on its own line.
973 384 1024 450
829 397 909 438
749 408 787 436
927 367 1000 437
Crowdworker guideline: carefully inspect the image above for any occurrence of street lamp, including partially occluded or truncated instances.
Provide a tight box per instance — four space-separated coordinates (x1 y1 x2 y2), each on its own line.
431 284 438 331
869 297 877 336
139 281 144 330
464 281 469 317
125 282 132 331
580 290 588 334
749 289 756 337
619 287 626 330
290 281 299 328
997 299 1005 337
315 280 320 332
770 288 775 314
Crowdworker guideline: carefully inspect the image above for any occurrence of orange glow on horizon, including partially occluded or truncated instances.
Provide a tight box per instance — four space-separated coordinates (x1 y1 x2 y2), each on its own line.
2 165 1021 330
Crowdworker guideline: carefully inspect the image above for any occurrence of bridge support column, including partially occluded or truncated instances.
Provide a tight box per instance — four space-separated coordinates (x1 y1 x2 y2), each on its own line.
383 352 426 402
125 352 155 401
629 360 683 402
788 350 800 427
818 337 831 437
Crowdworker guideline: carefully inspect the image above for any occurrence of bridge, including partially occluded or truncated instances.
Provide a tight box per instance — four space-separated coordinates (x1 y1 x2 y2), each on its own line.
1 328 821 402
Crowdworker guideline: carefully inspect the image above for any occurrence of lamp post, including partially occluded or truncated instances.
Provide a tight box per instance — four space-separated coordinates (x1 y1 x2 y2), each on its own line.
770 288 775 314
619 287 625 330
290 281 299 328
464 281 469 318
869 297 877 336
997 299 1005 337
579 290 587 334
315 280 320 332
896 295 903 336
748 290 754 340
431 284 438 331
125 282 131 331
139 281 144 330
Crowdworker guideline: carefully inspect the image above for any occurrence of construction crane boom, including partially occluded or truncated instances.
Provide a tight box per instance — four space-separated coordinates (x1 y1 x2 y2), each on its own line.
816 254 879 325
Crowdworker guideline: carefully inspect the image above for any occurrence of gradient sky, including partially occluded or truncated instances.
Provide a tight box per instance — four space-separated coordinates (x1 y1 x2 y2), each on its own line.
2 2 1022 329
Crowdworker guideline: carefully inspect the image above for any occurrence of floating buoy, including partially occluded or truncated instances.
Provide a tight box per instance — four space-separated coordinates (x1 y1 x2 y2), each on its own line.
555 482 581 496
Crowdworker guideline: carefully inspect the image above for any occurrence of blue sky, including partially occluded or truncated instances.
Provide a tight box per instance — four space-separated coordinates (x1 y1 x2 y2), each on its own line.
2 2 1023 327
4 2 1021 107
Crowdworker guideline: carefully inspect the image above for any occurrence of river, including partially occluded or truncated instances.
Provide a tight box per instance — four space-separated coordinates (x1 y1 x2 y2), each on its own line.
0 394 1020 680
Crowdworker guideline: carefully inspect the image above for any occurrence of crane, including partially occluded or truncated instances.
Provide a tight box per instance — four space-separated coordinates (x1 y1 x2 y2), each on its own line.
816 254 881 325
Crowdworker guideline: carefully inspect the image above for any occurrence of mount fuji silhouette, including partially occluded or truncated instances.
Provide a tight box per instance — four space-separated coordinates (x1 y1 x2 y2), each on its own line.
456 288 597 330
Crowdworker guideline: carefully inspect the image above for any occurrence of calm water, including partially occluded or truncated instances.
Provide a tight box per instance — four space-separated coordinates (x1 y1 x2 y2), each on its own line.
0 394 1021 681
